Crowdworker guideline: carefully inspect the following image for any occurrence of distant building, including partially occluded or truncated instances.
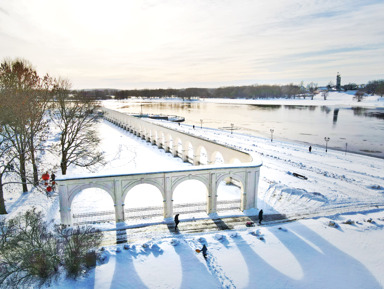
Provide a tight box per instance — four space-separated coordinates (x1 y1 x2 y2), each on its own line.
336 72 341 91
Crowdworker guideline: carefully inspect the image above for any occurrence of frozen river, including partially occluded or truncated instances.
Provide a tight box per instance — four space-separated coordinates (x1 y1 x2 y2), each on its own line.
116 101 384 158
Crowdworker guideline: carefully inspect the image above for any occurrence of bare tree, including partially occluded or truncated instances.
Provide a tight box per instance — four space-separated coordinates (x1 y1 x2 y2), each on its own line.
50 79 104 175
322 90 329 100
0 129 18 214
0 59 51 191
354 90 365 102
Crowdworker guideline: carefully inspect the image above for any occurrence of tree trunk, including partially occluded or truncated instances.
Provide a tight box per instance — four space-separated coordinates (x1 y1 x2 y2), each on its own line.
30 147 39 186
19 154 28 192
0 176 7 214
61 155 67 175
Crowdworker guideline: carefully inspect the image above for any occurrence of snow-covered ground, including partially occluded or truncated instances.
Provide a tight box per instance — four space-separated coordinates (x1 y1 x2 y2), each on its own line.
202 90 384 108
2 94 384 288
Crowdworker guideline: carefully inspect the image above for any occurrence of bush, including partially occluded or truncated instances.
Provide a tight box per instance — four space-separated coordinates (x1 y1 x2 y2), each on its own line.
0 208 103 288
55 225 103 278
0 208 60 288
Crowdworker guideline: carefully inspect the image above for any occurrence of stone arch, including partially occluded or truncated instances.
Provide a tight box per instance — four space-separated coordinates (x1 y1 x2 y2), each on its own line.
174 137 183 157
122 179 165 202
171 177 210 215
158 130 166 149
210 151 225 164
196 145 208 165
68 183 115 208
229 157 242 164
182 141 194 163
69 185 115 225
215 172 245 211
165 133 173 153
123 183 164 217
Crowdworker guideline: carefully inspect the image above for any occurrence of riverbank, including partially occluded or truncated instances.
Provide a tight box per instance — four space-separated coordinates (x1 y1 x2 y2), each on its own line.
106 91 384 108
202 91 384 108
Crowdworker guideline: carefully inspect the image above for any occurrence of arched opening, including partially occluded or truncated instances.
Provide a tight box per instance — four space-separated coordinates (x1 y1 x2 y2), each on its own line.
216 175 244 215
172 179 208 219
71 188 115 225
159 131 166 149
196 145 208 165
167 135 173 154
124 184 164 224
210 151 225 164
230 158 242 164
187 142 194 164
177 138 183 158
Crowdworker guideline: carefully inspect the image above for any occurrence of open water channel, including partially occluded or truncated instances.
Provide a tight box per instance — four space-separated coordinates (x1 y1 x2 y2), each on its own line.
117 101 384 159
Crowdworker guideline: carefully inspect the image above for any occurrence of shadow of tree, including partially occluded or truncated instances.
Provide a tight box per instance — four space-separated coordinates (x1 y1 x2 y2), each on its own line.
231 222 381 289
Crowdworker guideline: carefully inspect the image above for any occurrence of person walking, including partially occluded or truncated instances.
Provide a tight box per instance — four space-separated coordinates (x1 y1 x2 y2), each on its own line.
174 214 180 230
258 209 263 225
201 244 208 259
309 146 312 153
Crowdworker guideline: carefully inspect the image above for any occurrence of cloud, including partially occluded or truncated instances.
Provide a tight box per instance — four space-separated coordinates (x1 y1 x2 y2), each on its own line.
0 0 383 88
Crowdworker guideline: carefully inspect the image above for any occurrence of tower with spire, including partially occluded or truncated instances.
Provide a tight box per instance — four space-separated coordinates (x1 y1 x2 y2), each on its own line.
336 72 341 91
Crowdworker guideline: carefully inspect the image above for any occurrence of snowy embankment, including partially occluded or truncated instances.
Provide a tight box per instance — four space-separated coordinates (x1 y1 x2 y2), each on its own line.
201 91 384 108
48 211 384 289
2 93 384 289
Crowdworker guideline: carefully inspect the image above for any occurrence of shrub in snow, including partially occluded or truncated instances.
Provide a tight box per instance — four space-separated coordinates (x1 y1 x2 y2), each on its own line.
343 219 355 225
170 239 179 246
123 244 130 250
214 234 223 240
98 253 108 264
198 237 206 243
0 208 60 288
142 243 149 249
230 232 238 238
116 247 122 253
55 224 103 278
366 218 374 223
151 244 162 252
328 220 339 228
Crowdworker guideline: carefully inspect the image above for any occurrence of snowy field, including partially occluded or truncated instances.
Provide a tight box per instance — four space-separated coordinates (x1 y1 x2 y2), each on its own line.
2 93 384 288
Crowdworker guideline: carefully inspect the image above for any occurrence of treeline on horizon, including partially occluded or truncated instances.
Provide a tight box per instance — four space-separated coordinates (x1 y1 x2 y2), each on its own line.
74 80 384 100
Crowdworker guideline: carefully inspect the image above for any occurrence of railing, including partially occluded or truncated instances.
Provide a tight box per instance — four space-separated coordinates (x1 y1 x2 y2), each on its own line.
72 199 241 225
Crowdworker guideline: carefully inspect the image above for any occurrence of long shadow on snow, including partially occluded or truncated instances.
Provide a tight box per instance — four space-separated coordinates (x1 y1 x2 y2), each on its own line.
172 240 221 289
232 223 381 289
271 223 381 289
109 250 149 289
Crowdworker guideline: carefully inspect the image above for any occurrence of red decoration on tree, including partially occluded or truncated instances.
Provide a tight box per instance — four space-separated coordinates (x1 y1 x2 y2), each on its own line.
46 186 52 192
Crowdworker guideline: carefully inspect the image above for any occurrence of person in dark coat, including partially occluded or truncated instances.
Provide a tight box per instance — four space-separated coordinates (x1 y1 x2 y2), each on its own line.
201 244 208 259
258 209 263 225
51 173 56 181
174 214 180 230
309 146 312 153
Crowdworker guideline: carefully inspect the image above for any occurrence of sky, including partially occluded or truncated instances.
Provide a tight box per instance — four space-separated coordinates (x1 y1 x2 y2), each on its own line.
0 0 383 89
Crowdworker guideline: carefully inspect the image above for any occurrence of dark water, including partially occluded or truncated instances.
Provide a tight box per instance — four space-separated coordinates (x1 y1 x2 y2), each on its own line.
118 101 384 158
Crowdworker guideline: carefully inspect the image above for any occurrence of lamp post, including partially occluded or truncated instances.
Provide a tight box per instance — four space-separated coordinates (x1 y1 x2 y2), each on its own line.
270 129 274 142
345 142 348 155
200 119 203 129
324 137 330 152
230 123 234 134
